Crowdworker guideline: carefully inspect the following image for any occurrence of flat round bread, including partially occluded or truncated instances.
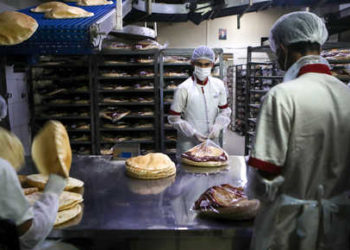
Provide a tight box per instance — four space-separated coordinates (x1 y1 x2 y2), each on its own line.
181 144 228 167
25 190 83 211
26 174 84 190
0 11 38 45
125 153 176 180
55 204 82 226
77 0 113 6
0 127 24 171
31 2 68 13
32 120 72 178
45 5 94 19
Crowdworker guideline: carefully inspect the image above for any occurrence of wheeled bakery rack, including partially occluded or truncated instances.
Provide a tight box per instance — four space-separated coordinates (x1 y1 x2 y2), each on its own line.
29 55 96 155
95 49 160 156
159 48 224 160
322 42 350 85
233 64 246 135
226 65 235 132
244 46 283 155
28 48 224 156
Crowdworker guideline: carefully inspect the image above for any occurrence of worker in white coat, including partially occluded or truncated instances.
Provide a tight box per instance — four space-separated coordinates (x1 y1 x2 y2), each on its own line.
0 95 76 250
247 12 350 250
168 46 231 157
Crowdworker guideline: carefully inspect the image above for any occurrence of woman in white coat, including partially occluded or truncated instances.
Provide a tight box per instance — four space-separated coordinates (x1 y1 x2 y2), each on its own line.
248 12 350 250
168 46 231 157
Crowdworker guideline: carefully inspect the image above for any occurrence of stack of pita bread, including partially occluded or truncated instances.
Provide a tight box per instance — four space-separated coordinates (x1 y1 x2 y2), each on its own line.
25 188 83 226
125 153 176 179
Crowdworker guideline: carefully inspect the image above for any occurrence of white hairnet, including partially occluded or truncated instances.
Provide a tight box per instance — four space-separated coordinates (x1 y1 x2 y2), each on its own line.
269 11 328 52
192 46 215 62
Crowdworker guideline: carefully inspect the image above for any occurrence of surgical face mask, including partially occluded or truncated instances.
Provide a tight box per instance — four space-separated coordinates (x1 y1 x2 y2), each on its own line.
194 66 212 81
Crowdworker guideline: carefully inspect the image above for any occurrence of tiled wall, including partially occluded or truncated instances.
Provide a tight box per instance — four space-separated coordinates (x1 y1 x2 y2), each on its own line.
5 66 31 155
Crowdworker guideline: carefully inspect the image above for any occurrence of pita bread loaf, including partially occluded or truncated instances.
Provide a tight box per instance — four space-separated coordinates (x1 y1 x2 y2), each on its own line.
32 120 72 178
77 0 113 6
126 153 176 179
45 5 94 19
31 2 68 13
0 127 24 171
26 174 84 190
181 144 228 167
55 204 82 226
0 11 38 46
25 191 83 211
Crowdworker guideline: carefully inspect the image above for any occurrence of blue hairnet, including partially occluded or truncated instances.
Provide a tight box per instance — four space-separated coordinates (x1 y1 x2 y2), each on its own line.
192 46 215 62
269 11 328 53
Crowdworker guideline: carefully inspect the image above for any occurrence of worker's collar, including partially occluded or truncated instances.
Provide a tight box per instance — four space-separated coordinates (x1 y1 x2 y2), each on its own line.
192 75 209 85
283 55 331 82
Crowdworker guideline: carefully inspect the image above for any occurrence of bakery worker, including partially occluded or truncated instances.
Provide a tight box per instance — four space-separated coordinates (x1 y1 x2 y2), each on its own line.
247 12 350 250
0 96 76 250
168 46 231 157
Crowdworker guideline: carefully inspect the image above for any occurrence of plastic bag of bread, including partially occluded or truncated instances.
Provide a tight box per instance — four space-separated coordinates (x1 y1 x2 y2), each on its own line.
181 140 228 167
193 184 260 220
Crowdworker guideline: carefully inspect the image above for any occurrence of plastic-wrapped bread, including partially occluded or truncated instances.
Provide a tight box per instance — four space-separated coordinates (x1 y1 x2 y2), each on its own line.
194 184 260 220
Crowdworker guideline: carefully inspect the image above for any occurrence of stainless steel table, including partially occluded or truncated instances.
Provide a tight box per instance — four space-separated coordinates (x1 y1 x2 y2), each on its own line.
21 156 253 249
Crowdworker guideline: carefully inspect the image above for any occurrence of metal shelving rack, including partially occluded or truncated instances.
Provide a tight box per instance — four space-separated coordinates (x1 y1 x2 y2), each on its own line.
233 64 246 135
159 48 224 159
322 42 350 85
244 46 283 155
29 55 96 155
95 49 160 156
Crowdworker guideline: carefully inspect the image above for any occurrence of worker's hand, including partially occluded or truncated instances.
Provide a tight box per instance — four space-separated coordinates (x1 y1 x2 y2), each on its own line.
194 132 207 143
0 95 7 119
208 124 221 139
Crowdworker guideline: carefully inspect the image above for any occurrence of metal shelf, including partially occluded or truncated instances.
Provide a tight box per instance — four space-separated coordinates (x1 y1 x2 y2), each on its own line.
163 63 191 66
35 116 90 120
38 103 90 107
163 76 189 80
100 128 154 132
67 129 91 133
70 141 92 145
100 62 155 67
99 102 155 106
98 76 155 80
327 59 350 64
99 89 155 93
100 140 155 144
336 75 350 81
249 104 260 108
248 118 257 123
101 49 159 55
248 75 283 79
250 89 268 94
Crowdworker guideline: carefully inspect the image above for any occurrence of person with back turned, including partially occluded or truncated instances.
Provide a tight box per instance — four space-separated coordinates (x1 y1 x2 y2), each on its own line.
247 11 350 250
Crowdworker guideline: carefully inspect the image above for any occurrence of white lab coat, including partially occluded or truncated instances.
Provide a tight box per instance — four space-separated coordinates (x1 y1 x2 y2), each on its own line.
0 158 68 250
248 56 350 250
170 76 229 156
